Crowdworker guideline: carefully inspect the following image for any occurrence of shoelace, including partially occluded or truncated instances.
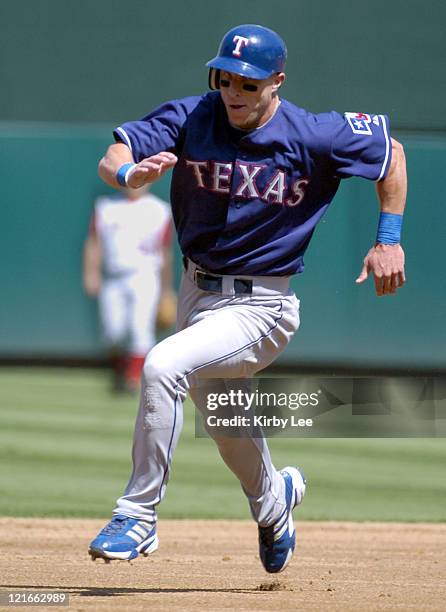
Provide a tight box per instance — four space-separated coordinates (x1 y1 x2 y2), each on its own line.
101 516 133 536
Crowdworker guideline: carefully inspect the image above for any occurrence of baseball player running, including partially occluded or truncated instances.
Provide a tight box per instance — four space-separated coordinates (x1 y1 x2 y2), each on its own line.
83 185 175 393
89 24 407 573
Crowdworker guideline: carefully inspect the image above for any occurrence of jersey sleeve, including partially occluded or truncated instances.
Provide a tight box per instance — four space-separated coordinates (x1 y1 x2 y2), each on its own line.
113 96 202 162
329 112 392 181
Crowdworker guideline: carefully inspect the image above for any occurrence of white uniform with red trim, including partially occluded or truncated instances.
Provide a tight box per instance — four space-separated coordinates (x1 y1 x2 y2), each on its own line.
92 191 171 356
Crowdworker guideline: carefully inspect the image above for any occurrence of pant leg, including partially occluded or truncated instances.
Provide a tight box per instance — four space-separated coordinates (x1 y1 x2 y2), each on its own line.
98 278 128 348
189 380 286 526
115 273 300 523
127 268 160 356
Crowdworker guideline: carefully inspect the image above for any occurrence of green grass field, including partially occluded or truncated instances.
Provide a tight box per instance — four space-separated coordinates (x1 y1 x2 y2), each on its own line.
0 367 445 521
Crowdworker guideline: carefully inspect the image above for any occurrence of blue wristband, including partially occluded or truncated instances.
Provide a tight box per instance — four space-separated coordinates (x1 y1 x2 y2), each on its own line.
116 162 136 187
376 212 403 245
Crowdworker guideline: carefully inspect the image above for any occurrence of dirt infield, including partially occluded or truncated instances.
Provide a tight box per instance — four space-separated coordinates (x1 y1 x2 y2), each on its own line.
0 519 445 611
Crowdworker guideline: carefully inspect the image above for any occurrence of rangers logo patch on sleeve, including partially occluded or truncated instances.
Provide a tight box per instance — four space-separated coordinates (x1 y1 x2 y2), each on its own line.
344 112 373 135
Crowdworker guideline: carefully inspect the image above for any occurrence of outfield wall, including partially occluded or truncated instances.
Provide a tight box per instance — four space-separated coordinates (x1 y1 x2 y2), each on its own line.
1 0 445 131
1 1 444 369
1 125 444 369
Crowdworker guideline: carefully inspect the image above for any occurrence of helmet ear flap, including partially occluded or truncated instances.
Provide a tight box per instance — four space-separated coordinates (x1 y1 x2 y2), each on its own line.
208 68 220 90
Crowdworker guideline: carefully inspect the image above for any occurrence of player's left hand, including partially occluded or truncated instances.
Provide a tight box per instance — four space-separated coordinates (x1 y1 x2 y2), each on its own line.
355 243 405 296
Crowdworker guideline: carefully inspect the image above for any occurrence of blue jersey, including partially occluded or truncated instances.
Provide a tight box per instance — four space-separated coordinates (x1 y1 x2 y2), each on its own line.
114 92 391 276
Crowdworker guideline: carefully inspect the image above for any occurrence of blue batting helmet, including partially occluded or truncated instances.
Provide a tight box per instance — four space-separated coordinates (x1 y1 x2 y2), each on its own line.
206 24 287 90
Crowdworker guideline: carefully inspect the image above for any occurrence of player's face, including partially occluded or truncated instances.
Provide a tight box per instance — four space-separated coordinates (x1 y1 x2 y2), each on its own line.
219 71 285 130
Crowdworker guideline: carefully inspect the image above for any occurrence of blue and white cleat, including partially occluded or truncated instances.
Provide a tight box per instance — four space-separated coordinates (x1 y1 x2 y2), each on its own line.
88 514 159 562
258 466 306 573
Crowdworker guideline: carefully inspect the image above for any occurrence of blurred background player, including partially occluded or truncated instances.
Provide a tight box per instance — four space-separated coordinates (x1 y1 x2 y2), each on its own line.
83 185 176 393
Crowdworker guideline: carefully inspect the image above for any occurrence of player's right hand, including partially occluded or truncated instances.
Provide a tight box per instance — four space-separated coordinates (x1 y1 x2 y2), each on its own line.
127 152 178 188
